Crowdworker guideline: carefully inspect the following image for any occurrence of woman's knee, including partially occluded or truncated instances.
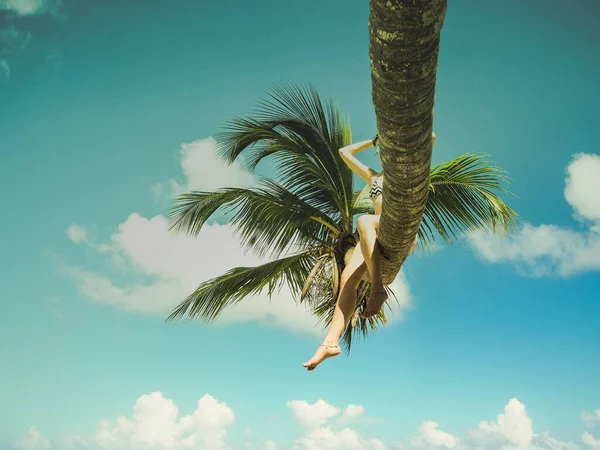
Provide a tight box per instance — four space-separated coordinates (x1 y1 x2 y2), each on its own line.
340 263 366 288
357 215 379 234
340 267 355 287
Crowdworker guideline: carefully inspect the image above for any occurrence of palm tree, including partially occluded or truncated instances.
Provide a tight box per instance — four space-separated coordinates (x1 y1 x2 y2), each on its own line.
369 0 448 284
166 83 518 352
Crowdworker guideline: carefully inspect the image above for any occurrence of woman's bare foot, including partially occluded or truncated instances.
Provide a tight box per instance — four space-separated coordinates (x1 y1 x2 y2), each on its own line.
361 289 388 318
302 344 341 371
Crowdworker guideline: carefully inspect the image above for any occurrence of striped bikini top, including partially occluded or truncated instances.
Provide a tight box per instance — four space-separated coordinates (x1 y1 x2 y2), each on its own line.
369 175 383 200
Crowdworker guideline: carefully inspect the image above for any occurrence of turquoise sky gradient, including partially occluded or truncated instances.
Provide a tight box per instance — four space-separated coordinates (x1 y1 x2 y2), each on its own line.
1 1 599 449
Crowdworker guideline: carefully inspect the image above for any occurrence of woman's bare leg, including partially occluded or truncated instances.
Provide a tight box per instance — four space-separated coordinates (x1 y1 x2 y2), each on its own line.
303 245 367 371
356 215 387 318
361 223 419 318
323 250 366 345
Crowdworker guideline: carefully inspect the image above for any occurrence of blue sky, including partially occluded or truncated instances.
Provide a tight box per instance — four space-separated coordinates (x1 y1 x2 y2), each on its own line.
1 0 599 449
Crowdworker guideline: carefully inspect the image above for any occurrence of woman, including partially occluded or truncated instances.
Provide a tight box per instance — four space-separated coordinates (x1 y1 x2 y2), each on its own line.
302 131 436 371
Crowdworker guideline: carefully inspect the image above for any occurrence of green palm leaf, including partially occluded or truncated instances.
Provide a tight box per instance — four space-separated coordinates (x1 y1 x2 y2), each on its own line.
168 178 339 258
419 153 519 248
255 83 353 202
301 253 330 302
351 185 375 216
215 83 354 225
166 250 318 322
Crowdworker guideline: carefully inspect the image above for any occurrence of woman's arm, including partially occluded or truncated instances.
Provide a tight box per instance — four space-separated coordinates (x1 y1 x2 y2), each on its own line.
338 138 378 183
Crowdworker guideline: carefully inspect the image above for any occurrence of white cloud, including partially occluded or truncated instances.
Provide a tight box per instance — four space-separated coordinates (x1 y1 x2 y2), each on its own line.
287 399 384 430
66 224 89 244
393 398 581 450
152 137 256 199
564 153 600 229
1 59 10 80
383 271 413 325
531 433 582 450
64 137 413 335
293 426 388 450
15 396 587 450
0 0 60 16
582 410 600 428
0 26 32 80
287 400 388 449
469 224 600 277
288 399 341 429
15 427 51 450
64 215 321 335
242 428 278 450
0 3 60 82
468 398 533 448
343 405 365 420
262 441 277 450
582 432 600 449
409 421 458 449
16 392 235 450
339 404 385 425
470 153 600 277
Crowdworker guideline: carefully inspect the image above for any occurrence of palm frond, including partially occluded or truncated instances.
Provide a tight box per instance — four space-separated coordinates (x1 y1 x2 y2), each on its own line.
168 179 339 258
302 255 336 313
330 253 339 300
255 83 352 202
301 253 330 302
419 153 519 248
214 82 355 225
351 185 375 216
216 116 309 171
216 120 350 223
167 250 318 322
271 151 347 219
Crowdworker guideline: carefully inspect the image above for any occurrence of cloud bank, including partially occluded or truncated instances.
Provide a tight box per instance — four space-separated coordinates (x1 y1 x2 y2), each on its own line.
15 394 598 450
469 153 600 277
0 0 61 16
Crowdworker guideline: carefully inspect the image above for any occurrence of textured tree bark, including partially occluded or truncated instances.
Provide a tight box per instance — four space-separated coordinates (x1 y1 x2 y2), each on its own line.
370 0 447 285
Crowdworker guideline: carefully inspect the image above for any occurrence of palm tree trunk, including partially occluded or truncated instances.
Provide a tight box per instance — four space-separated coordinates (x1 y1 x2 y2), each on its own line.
369 0 447 284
